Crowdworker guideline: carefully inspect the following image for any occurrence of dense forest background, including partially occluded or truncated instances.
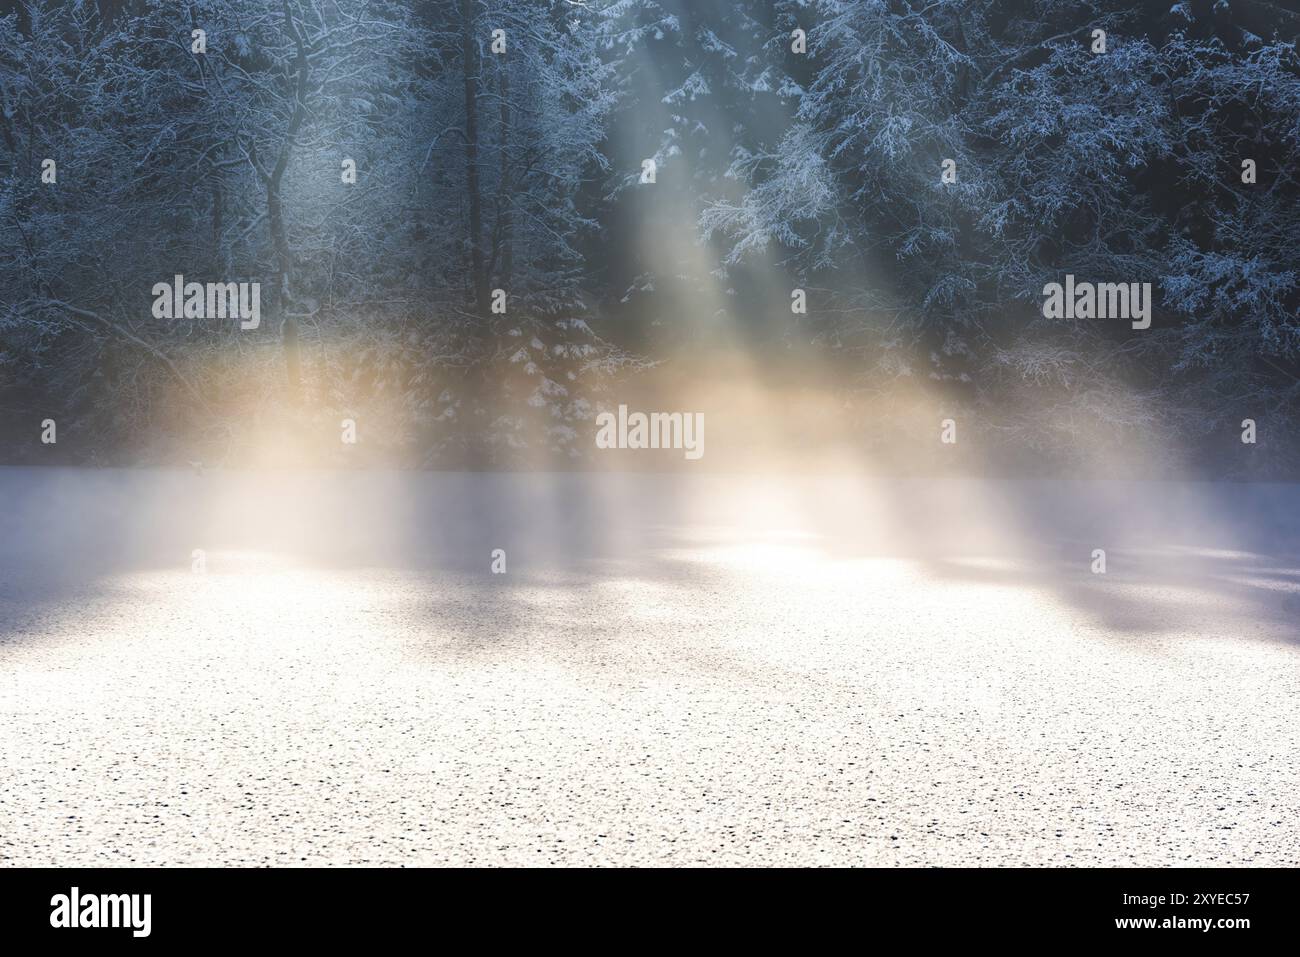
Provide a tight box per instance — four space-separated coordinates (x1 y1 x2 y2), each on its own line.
1 0 1297 474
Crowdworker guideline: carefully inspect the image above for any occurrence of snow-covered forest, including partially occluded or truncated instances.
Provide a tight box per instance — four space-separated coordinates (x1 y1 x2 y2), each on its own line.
1 0 1297 473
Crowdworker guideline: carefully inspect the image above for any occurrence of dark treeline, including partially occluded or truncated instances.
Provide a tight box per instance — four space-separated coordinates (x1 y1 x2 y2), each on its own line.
1 0 1297 473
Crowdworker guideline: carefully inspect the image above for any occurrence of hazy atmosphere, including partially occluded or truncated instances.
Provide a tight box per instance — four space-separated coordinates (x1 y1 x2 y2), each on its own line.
2 0 1299 872
2 0 1297 473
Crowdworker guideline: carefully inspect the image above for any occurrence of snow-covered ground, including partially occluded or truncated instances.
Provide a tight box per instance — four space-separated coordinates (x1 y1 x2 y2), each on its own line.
1 468 1298 866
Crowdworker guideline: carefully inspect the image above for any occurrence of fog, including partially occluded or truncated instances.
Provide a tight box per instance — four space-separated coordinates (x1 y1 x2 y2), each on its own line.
4 467 1299 866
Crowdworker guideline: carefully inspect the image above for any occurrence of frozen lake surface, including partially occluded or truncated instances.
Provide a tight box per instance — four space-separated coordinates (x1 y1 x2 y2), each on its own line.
1 468 1298 865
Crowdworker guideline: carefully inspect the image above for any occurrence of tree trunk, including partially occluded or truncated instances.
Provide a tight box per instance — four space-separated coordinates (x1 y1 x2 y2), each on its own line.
497 56 512 289
460 0 489 321
211 179 225 273
267 187 300 393
266 0 309 398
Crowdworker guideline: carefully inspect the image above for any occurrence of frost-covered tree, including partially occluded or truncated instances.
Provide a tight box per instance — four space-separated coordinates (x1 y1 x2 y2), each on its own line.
1 0 1296 471
0 0 638 465
700 0 1300 471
